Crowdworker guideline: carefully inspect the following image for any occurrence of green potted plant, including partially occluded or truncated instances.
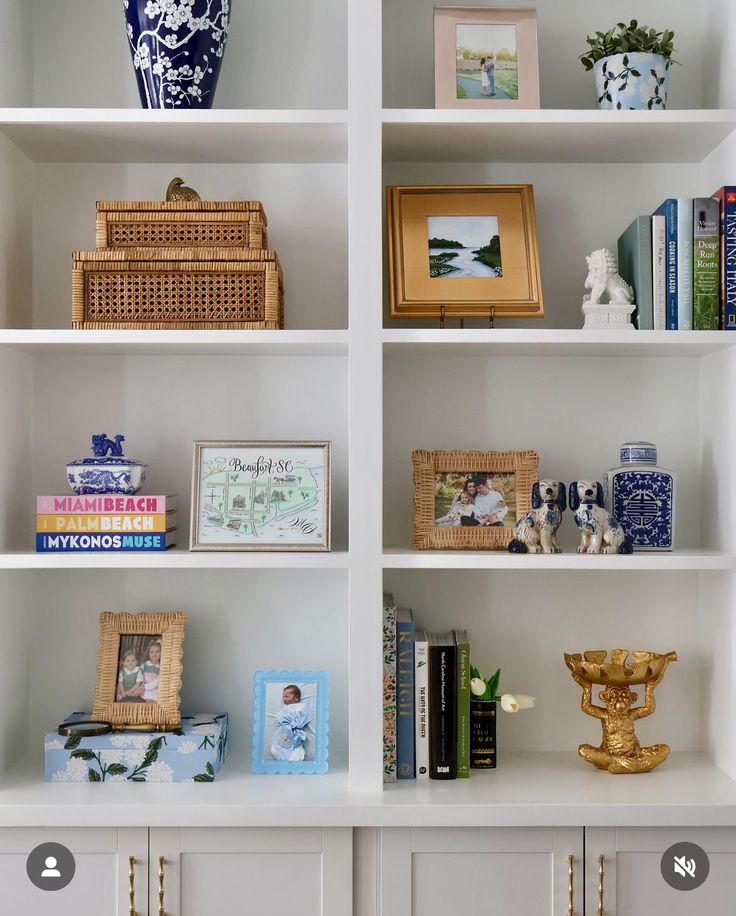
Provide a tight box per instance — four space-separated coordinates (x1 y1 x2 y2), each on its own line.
469 666 535 769
580 20 677 110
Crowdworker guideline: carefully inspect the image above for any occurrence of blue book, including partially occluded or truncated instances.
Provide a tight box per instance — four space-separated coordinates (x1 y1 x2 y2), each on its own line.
36 532 175 551
617 216 653 330
396 607 415 779
654 199 678 329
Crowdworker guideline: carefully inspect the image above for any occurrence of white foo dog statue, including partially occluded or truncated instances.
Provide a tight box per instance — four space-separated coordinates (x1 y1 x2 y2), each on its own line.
582 248 635 330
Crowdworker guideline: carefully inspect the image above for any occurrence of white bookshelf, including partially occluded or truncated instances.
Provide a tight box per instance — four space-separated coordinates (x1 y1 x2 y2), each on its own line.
0 0 734 834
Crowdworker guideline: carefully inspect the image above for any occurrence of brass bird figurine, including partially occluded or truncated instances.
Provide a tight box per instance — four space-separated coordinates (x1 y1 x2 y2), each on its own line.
165 177 201 202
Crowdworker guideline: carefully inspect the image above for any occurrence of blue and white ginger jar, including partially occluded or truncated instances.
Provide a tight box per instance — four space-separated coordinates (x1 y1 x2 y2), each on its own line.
123 0 231 109
604 441 674 551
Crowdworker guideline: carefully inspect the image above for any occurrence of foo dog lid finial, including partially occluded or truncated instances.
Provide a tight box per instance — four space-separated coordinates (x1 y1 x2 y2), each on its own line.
166 177 201 202
67 434 145 468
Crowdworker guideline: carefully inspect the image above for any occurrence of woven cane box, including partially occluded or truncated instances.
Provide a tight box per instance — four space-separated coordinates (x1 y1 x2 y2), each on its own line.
72 248 283 330
96 200 267 250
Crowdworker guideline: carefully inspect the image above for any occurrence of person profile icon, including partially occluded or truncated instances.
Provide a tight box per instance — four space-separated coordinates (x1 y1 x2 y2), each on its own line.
41 856 61 878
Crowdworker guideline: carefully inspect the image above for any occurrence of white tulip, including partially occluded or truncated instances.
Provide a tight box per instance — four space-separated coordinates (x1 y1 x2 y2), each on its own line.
500 693 536 713
470 677 487 697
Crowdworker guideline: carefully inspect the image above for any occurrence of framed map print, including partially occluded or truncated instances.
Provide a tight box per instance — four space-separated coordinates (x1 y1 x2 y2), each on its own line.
190 441 331 551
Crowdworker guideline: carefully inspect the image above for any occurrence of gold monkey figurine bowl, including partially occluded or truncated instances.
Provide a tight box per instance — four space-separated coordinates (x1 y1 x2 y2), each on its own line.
564 649 677 774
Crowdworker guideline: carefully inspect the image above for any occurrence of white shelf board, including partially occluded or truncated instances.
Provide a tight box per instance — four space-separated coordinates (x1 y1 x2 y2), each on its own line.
0 109 348 163
383 548 736 571
3 754 736 827
382 109 736 163
382 328 736 357
0 548 350 570
0 329 349 357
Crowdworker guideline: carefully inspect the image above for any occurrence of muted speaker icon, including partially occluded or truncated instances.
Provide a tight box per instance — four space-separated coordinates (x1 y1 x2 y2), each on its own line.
673 855 697 879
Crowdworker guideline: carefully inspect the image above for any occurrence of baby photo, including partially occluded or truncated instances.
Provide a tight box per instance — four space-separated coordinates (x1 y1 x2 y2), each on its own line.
115 634 163 703
434 472 517 528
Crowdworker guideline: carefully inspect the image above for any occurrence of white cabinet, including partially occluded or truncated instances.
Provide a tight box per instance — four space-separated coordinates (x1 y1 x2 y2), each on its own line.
586 827 736 916
379 827 583 916
150 827 352 916
0 827 147 916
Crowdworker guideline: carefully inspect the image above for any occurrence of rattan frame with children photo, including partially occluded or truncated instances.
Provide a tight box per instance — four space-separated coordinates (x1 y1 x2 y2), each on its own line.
412 449 539 550
92 611 187 728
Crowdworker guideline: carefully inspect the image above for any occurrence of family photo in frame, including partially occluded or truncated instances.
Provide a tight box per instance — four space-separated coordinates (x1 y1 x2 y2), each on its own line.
413 449 539 550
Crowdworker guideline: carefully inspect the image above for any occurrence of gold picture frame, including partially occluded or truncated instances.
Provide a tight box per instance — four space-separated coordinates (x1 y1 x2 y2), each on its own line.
412 449 539 550
387 185 543 320
434 6 540 110
92 611 187 728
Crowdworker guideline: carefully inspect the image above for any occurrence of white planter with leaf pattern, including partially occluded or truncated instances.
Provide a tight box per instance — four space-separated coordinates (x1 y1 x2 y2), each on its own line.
593 51 669 110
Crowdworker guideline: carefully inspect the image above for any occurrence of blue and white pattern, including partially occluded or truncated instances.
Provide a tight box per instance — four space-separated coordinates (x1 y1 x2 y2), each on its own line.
123 0 230 109
45 713 228 782
612 471 673 550
594 52 669 110
66 458 146 495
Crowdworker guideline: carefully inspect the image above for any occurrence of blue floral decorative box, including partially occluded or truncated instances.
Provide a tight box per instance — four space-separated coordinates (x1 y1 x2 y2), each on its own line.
44 713 228 782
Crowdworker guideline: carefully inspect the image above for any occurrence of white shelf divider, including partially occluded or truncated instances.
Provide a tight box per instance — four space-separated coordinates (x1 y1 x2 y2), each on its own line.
0 549 350 570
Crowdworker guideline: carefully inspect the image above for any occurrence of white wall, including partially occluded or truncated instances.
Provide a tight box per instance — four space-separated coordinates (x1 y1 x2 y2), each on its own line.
0 0 32 106
384 0 711 109
384 353 701 551
383 569 702 753
0 573 31 770
32 0 347 109
31 162 347 330
0 349 32 551
29 569 349 767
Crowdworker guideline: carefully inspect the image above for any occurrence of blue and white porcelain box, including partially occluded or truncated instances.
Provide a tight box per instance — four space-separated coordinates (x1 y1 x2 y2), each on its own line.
605 441 675 551
45 713 228 782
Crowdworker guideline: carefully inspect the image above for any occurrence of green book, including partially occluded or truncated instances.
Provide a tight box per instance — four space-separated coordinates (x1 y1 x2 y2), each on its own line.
617 216 653 330
454 629 470 778
693 198 720 330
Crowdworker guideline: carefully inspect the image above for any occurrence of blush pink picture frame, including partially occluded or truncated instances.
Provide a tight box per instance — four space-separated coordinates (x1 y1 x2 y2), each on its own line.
434 6 540 110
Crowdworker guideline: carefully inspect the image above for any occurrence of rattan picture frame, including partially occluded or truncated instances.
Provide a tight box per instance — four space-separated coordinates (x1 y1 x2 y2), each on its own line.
412 449 539 550
92 611 187 728
387 184 543 320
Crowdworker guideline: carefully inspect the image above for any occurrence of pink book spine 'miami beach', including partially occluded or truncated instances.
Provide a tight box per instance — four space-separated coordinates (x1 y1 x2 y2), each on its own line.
37 495 174 514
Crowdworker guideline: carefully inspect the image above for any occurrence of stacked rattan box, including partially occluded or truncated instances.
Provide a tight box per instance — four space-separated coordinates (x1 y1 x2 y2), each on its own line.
72 198 284 329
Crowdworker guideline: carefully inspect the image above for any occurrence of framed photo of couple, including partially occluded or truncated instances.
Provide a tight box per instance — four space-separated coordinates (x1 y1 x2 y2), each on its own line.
92 611 187 728
412 449 539 550
434 6 540 109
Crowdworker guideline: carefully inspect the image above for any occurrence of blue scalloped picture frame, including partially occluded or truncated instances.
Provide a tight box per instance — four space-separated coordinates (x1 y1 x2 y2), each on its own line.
251 670 329 774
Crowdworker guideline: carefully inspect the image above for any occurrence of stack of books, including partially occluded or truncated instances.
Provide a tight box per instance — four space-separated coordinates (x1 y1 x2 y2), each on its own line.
36 495 177 553
383 594 474 781
617 186 736 330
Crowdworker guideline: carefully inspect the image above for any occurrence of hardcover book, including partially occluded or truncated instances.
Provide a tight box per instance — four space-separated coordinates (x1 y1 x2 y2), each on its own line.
37 495 176 514
693 198 720 330
414 628 429 780
396 608 415 779
454 629 470 778
37 513 176 533
382 593 397 783
470 699 497 769
428 632 456 780
653 199 678 329
617 216 653 330
35 532 176 552
652 214 667 330
676 198 693 330
711 187 736 329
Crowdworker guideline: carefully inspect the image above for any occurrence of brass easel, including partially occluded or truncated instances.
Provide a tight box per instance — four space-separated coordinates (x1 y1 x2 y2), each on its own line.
437 306 496 329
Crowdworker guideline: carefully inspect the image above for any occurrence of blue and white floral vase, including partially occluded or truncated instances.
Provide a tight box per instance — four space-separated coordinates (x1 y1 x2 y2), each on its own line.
123 0 231 109
594 52 669 110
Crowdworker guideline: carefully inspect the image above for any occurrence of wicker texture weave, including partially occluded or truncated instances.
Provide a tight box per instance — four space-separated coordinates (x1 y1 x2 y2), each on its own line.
72 248 283 329
412 449 539 550
96 200 267 250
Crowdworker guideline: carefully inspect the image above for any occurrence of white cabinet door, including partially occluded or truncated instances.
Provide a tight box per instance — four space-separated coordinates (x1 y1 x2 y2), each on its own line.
150 826 352 916
586 827 736 916
0 826 147 916
380 827 583 916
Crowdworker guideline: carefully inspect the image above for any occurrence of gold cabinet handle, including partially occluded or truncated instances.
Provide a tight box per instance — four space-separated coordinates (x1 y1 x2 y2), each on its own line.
128 856 136 916
597 854 605 916
158 856 166 916
567 854 575 916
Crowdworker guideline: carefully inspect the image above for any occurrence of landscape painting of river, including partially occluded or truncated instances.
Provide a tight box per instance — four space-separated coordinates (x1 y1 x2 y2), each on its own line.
427 216 503 278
